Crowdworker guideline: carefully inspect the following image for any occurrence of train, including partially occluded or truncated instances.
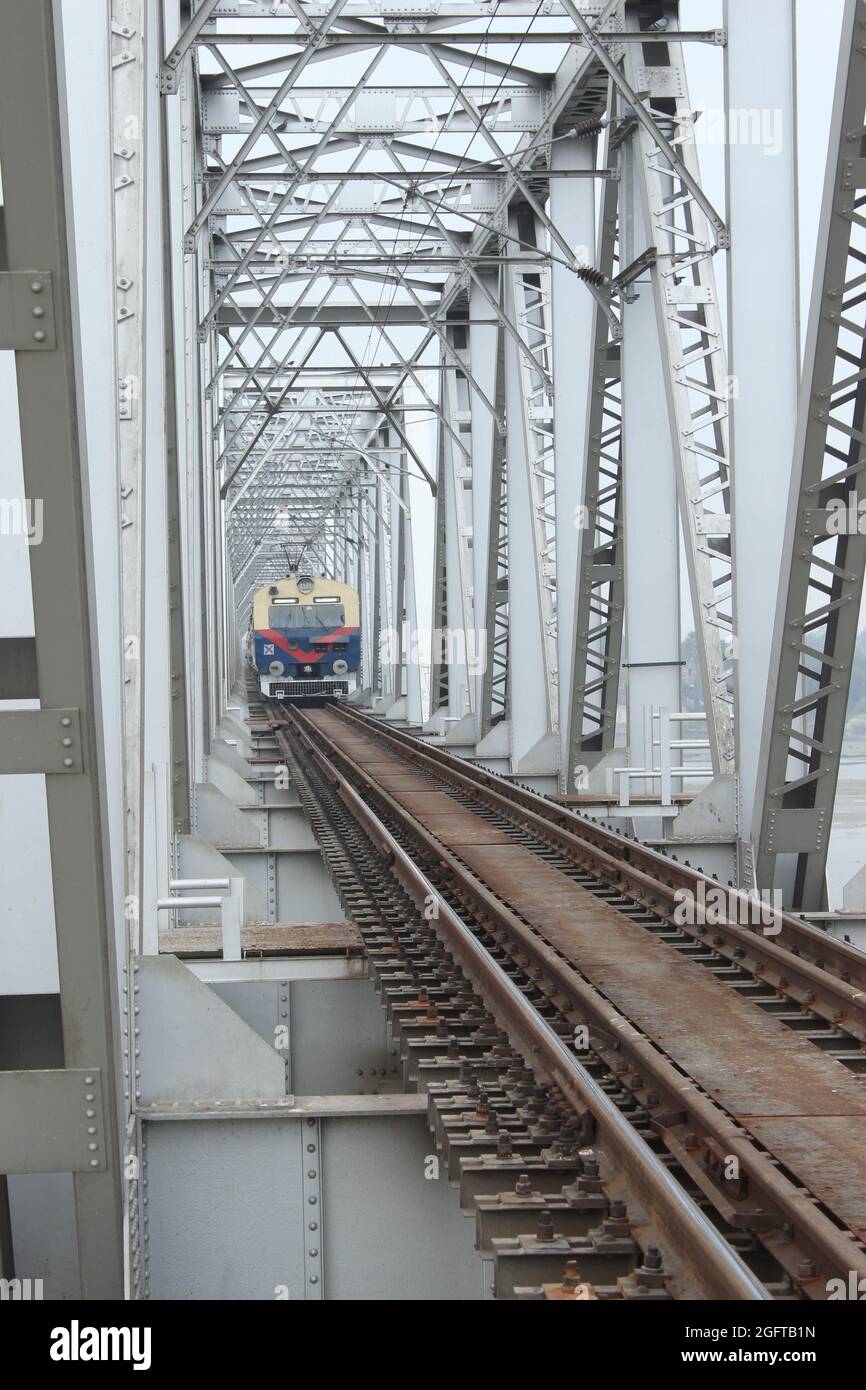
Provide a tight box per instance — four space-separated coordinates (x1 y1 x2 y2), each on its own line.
246 573 362 700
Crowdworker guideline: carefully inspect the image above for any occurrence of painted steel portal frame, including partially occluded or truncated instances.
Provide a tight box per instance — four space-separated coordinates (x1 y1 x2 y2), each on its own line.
171 0 785 797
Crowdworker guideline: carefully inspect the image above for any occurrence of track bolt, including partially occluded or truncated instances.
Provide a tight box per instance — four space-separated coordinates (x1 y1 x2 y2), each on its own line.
561 1260 581 1290
536 1210 555 1242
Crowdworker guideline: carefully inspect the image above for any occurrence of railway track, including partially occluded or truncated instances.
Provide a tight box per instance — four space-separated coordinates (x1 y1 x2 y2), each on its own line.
261 698 866 1301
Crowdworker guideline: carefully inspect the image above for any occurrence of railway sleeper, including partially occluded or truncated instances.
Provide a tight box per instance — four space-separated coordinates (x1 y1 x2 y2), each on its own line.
272 717 807 1299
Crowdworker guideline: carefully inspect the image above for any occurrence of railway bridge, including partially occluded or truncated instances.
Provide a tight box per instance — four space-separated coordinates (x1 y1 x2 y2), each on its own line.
1 0 866 1307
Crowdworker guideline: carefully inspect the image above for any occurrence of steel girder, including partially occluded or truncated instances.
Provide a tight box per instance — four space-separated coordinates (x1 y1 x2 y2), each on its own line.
754 0 866 909
504 208 559 752
566 118 625 773
621 7 735 777
0 0 124 1297
178 0 624 669
168 0 743 756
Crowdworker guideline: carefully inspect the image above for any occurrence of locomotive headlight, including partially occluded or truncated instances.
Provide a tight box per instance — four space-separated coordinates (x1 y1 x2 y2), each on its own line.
332 658 349 676
268 660 285 675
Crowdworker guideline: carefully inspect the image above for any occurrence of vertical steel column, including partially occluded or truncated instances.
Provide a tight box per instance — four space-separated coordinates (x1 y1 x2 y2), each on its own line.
550 132 597 787
401 453 424 724
620 144 681 766
726 0 800 879
754 0 866 907
388 426 406 703
467 275 501 741
357 486 373 691
156 6 191 833
624 10 735 774
429 376 451 718
567 122 625 776
178 0 207 783
111 0 148 965
442 324 475 721
376 438 394 700
0 0 123 1296
503 210 557 770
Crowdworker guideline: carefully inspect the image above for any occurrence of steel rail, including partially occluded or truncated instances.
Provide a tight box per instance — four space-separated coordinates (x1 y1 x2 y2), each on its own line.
327 705 866 1038
279 703 866 1295
273 712 768 1301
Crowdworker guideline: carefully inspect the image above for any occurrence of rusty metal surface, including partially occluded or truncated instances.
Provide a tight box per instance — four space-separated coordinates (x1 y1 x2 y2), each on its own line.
159 922 363 956
330 706 866 998
453 843 866 1121
419 814 514 846
390 790 480 817
302 710 866 1246
367 774 441 791
745 1117 866 1242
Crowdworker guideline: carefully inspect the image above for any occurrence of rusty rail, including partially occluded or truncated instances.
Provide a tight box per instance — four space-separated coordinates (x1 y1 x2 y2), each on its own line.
273 711 769 1300
276 703 866 1298
326 704 866 1044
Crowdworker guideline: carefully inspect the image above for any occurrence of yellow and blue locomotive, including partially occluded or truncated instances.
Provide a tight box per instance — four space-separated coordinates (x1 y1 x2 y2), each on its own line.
247 574 361 700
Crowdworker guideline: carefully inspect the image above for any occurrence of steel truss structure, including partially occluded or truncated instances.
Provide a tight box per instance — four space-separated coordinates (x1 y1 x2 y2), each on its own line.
5 0 866 1299
176 1 731 770
174 0 865 879
755 0 866 908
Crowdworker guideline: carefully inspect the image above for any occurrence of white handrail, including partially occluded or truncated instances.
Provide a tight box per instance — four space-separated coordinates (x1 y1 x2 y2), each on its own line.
155 877 245 961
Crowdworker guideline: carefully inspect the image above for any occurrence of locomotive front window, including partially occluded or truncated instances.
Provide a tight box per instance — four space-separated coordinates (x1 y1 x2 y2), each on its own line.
268 603 345 629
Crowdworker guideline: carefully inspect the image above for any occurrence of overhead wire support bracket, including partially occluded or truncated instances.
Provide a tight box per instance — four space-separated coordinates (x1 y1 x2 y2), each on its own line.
558 0 730 249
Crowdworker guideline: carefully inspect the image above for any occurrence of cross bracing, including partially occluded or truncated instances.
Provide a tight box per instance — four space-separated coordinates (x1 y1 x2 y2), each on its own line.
164 0 863 907
5 0 866 1308
183 3 710 750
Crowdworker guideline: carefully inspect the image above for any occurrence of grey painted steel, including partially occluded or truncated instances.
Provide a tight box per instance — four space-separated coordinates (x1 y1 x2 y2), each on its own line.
466 275 500 738
441 332 476 720
429 422 450 717
0 1177 14 1279
143 1118 307 1299
0 271 57 350
754 0 866 908
6 1173 81 1300
301 1118 324 1298
726 0 800 867
142 1111 483 1301
135 956 286 1104
620 172 681 771
624 9 735 775
503 213 557 771
0 1070 107 1174
0 0 124 1297
160 0 222 93
552 132 597 787
567 123 624 772
158 2 192 836
288 980 397 1094
319 1114 484 1300
0 709 83 775
187 0 626 709
505 209 558 757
